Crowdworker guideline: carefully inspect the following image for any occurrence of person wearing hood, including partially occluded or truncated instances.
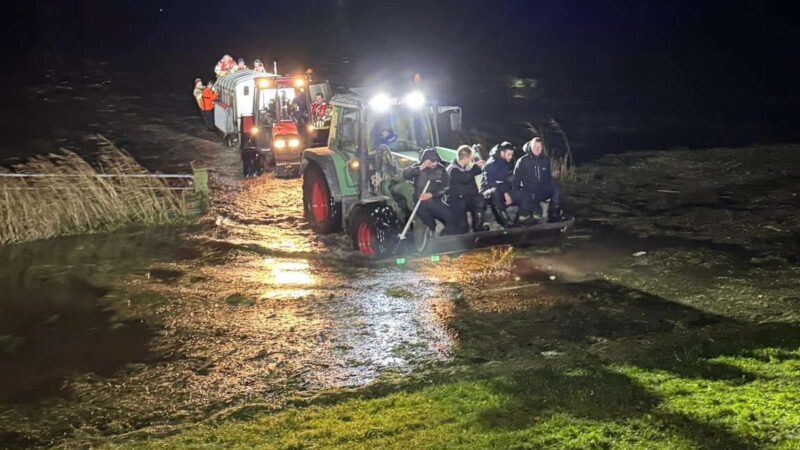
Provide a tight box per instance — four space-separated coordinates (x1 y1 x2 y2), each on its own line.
234 58 248 72
513 137 563 221
402 148 456 235
253 59 266 72
480 141 534 227
447 145 486 233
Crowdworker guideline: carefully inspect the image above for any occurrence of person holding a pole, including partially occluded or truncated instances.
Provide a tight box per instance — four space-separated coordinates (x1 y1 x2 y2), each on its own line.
402 148 456 235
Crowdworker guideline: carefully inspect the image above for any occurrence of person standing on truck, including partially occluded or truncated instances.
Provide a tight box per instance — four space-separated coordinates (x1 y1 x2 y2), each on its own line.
200 81 219 131
193 78 204 110
447 145 486 233
214 54 235 78
514 137 564 222
480 141 534 227
402 148 456 235
253 59 266 72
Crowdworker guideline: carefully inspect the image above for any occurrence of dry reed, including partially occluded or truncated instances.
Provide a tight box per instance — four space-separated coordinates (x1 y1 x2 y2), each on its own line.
0 135 190 244
525 118 576 181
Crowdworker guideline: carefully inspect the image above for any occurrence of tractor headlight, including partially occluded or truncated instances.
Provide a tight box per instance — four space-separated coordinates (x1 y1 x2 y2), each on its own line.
348 159 360 171
288 138 300 148
250 127 258 135
274 139 287 149
293 78 305 88
369 93 391 112
403 90 425 109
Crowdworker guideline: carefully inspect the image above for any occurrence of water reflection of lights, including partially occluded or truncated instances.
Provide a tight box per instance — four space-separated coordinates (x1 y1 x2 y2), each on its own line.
256 258 315 286
251 258 317 299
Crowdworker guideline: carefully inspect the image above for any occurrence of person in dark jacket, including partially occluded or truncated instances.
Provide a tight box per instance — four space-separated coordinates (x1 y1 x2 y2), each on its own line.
402 148 456 234
447 145 486 233
480 141 534 227
513 137 562 221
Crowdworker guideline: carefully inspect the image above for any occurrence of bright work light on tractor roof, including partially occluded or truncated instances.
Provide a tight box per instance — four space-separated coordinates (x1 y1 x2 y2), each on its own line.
403 90 425 109
257 78 272 89
369 93 392 112
293 78 305 88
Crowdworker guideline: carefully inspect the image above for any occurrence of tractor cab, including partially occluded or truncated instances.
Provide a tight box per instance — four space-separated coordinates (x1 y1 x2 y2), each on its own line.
242 74 331 177
301 88 573 259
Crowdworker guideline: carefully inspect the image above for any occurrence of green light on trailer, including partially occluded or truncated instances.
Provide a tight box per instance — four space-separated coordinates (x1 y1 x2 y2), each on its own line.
395 258 406 265
430 255 440 262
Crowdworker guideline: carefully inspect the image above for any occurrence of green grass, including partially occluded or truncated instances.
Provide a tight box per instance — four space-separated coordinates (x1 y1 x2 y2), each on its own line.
98 338 800 449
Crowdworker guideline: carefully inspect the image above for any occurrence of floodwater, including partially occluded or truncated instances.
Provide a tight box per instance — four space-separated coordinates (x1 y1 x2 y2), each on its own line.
1 55 792 448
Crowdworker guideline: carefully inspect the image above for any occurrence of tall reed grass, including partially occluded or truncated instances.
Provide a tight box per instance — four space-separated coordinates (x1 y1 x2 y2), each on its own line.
0 136 191 244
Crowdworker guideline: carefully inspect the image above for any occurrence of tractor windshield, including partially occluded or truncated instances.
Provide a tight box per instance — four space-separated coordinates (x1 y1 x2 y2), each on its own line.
257 87 296 120
367 107 433 153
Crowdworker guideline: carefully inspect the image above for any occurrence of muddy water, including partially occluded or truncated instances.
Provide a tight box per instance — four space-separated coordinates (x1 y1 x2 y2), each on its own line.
0 145 455 448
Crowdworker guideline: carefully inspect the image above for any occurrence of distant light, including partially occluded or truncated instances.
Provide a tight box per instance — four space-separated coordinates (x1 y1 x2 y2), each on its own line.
395 258 406 265
369 93 391 112
293 78 305 88
274 139 287 149
288 138 300 148
403 90 425 109
430 255 440 262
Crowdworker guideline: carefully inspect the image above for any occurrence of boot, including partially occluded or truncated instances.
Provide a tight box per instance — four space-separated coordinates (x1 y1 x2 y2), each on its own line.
548 206 564 222
471 211 488 232
497 211 515 229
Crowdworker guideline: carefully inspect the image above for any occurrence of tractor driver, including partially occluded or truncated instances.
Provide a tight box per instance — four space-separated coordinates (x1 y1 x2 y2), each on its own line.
370 117 397 149
480 141 535 227
402 148 457 235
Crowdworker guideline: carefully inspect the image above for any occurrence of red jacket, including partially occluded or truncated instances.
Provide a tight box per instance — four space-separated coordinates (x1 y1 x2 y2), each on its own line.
201 87 219 111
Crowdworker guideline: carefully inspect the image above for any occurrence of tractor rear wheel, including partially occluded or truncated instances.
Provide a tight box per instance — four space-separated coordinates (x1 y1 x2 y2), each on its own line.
303 164 341 233
350 204 401 258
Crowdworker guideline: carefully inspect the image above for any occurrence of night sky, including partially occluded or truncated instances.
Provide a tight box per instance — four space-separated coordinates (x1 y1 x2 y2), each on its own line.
6 0 799 154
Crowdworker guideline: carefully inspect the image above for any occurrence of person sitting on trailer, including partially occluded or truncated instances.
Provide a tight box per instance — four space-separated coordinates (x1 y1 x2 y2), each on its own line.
480 141 534 228
234 58 248 73
199 81 219 131
447 145 487 233
214 54 236 78
402 148 457 235
514 137 564 222
253 59 266 73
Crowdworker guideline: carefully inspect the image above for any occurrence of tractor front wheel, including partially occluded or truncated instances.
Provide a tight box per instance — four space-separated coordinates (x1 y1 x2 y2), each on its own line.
350 204 401 259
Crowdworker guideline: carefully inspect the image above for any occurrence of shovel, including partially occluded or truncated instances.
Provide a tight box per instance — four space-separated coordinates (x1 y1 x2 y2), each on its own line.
393 180 431 253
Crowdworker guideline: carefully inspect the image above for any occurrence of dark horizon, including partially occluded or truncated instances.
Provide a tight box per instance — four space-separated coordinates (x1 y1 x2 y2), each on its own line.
5 0 800 158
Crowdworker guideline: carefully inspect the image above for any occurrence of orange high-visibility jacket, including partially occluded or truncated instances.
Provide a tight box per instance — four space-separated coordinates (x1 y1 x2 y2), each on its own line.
201 87 219 111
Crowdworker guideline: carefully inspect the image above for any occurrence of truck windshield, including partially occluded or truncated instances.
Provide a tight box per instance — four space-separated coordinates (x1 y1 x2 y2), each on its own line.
367 107 433 153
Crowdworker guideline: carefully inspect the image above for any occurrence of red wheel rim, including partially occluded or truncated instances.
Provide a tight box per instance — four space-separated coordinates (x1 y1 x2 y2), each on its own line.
310 180 329 223
357 223 376 257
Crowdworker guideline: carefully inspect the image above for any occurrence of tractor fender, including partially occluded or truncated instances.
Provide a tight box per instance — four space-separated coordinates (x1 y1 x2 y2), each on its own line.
302 150 342 201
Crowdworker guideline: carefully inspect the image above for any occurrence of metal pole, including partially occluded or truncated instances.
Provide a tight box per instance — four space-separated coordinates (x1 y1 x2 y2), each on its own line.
398 180 431 241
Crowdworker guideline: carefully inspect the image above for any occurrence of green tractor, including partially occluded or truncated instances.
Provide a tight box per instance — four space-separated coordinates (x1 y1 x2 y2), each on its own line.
301 88 573 259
